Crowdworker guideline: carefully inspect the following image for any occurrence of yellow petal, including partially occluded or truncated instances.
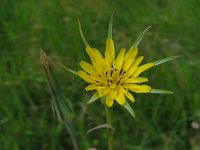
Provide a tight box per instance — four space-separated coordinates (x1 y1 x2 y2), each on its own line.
123 58 134 71
127 56 144 75
132 63 154 77
80 61 95 74
128 84 151 93
93 62 104 76
86 47 104 73
106 94 114 107
105 39 115 63
85 84 98 91
105 52 112 66
86 48 104 75
125 92 135 102
97 88 104 97
126 77 148 83
110 90 117 100
93 48 104 62
133 56 144 66
86 46 96 65
77 71 95 83
103 87 110 95
124 47 138 62
118 85 127 94
115 92 126 105
115 48 125 69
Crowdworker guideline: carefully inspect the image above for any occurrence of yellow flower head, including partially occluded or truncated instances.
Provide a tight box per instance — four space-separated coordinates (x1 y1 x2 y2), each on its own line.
77 12 174 107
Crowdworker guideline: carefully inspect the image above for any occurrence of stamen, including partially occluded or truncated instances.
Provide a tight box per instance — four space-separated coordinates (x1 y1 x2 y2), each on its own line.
111 70 113 76
122 71 126 76
128 76 132 79
107 79 109 83
116 81 120 85
119 69 123 75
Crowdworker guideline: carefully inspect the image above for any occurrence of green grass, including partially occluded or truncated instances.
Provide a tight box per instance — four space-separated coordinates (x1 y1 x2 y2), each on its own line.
1 0 200 149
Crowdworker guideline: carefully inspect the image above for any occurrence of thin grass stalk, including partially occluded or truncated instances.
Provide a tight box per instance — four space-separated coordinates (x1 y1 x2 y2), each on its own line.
40 50 79 150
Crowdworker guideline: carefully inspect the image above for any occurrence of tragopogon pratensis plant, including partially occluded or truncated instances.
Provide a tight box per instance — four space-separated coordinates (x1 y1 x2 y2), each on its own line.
60 11 177 150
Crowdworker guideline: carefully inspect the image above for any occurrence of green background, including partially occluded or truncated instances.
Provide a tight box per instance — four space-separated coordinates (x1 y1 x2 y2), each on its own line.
0 0 200 149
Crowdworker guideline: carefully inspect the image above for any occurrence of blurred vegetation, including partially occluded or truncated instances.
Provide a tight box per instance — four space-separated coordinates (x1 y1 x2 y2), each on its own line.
0 0 200 149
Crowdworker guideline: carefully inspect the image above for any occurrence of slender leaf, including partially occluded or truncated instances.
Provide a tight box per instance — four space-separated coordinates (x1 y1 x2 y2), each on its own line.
123 102 135 118
131 26 151 49
86 124 115 136
150 89 173 94
153 56 180 66
86 92 100 105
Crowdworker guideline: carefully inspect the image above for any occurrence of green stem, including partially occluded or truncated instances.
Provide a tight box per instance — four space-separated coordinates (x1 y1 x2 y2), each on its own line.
64 123 79 150
105 105 113 150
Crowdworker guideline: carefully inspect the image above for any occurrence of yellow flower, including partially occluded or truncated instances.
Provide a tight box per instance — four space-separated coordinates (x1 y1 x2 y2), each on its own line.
76 13 175 108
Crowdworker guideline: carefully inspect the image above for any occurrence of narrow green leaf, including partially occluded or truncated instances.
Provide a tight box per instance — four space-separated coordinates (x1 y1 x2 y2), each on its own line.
86 124 115 136
108 10 116 39
131 26 151 49
58 63 77 75
153 56 180 66
78 19 89 47
150 89 173 94
86 92 100 105
41 50 79 150
123 102 135 118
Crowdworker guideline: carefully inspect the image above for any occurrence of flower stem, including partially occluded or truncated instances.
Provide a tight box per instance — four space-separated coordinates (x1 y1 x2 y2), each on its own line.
105 105 113 150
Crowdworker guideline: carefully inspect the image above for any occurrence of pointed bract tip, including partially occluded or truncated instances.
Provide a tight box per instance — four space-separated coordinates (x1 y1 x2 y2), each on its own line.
78 19 89 47
150 89 174 94
58 62 77 75
153 55 180 66
123 102 136 118
131 25 152 49
107 10 116 39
